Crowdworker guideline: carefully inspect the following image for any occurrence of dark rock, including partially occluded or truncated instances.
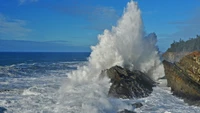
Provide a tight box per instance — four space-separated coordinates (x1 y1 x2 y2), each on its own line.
131 102 143 108
102 65 155 99
0 89 11 93
0 107 7 113
163 51 200 101
118 109 136 113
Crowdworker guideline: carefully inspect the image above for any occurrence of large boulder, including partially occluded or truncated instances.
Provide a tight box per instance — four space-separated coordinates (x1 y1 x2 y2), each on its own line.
102 65 155 99
163 51 200 101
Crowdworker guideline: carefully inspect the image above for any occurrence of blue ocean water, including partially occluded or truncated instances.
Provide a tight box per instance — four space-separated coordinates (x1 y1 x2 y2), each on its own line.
0 52 90 66
1 53 200 113
0 52 90 112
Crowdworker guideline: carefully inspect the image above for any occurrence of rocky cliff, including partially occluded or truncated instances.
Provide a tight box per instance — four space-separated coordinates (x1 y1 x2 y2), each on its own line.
163 51 200 102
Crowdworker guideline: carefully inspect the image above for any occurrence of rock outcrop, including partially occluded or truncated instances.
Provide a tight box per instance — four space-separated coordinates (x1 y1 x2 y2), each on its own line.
102 65 155 99
163 51 200 101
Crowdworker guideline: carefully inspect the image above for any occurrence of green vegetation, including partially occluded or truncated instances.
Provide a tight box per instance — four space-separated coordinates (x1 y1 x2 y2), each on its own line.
167 35 200 52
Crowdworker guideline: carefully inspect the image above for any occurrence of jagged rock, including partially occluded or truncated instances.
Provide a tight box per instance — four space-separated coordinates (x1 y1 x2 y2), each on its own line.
131 102 143 108
117 102 143 113
118 109 136 113
163 51 200 101
0 89 11 93
102 66 155 99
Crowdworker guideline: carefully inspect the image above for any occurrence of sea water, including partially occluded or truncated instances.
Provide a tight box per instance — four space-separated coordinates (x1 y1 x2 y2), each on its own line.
1 0 200 113
0 52 200 113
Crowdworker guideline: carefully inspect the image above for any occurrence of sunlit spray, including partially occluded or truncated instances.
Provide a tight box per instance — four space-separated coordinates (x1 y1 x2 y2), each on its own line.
57 1 164 112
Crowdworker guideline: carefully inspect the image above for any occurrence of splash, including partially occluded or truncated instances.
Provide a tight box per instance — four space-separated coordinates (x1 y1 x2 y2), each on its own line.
57 1 164 113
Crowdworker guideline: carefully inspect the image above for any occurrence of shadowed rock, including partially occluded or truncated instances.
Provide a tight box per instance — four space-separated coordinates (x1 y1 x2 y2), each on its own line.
0 107 7 113
131 102 143 108
118 109 136 113
102 65 155 99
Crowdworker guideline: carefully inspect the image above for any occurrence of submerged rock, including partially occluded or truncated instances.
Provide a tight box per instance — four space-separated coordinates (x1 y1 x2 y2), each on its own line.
118 109 136 113
102 66 155 99
131 102 143 108
163 51 200 101
0 107 7 113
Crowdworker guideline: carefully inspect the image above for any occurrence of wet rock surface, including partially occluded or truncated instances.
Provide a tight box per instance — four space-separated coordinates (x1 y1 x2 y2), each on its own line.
102 65 155 99
118 109 136 113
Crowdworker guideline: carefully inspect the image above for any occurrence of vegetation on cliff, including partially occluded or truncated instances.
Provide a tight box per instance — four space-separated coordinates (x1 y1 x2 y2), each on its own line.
167 35 200 52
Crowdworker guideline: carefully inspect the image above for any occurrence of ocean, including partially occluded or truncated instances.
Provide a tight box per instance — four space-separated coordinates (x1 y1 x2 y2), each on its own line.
0 52 89 112
1 1 200 113
0 52 200 113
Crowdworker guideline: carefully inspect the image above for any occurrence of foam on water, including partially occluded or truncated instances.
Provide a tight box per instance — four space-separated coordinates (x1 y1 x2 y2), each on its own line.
2 1 200 113
58 0 164 112
1 62 200 112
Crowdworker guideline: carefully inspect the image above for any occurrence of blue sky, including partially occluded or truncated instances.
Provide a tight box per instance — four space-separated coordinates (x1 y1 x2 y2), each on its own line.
0 0 200 52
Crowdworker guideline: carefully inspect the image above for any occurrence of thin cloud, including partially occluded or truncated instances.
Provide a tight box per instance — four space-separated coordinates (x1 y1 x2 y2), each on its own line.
169 12 200 40
157 10 200 51
44 40 69 45
0 13 31 39
19 0 38 5
142 10 157 15
51 3 119 31
86 6 119 31
160 10 200 40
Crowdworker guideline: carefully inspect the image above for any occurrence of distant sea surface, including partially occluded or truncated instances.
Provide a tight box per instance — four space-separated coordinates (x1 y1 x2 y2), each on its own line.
0 52 90 66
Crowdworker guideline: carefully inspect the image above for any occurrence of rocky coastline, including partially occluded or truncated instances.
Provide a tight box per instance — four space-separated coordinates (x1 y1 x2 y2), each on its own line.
163 51 200 105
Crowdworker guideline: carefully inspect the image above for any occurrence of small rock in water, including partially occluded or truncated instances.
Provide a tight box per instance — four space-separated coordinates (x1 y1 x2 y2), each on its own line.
0 107 7 113
102 65 155 99
132 102 143 108
118 109 136 113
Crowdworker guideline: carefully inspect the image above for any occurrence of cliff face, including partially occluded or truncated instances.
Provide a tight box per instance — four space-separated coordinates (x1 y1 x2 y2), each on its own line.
163 51 200 101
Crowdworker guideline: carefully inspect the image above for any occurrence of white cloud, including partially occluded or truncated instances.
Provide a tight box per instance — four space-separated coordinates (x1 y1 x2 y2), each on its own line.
0 13 31 39
19 0 38 5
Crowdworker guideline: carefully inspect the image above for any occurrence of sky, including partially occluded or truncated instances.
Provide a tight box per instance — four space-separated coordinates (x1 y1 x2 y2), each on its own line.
0 0 200 52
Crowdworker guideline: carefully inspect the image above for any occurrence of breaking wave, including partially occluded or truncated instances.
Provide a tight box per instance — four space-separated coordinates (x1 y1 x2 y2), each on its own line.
58 1 164 112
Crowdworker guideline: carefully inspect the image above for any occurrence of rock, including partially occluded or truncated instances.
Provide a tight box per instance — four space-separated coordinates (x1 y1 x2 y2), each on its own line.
102 65 155 99
117 102 143 113
0 107 7 113
131 102 143 108
0 89 11 93
163 51 200 101
118 109 136 113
